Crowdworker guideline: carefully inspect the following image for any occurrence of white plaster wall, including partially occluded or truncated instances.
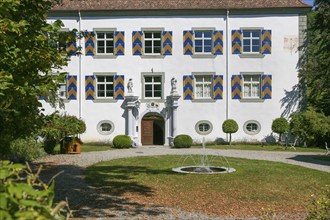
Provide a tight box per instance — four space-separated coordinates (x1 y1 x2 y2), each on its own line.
45 13 300 144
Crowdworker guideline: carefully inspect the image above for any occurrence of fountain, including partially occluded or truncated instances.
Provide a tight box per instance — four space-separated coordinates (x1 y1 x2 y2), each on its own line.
172 138 236 174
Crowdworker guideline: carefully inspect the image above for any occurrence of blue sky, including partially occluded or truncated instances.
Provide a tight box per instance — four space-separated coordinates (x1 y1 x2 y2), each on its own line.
303 0 314 5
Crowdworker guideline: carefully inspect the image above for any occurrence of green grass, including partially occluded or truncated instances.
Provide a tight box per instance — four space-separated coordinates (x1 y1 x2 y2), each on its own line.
53 144 112 153
85 155 330 217
191 144 326 152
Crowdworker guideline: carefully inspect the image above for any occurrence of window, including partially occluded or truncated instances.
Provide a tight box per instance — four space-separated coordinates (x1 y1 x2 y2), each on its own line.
58 80 67 99
243 75 261 99
96 75 114 98
97 120 115 135
195 75 213 98
194 30 213 54
96 32 114 54
144 31 161 54
243 120 261 135
195 120 213 135
242 30 261 53
143 75 162 99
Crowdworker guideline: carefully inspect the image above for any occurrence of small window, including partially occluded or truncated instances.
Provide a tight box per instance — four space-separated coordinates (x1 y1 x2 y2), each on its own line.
195 75 213 99
58 81 67 99
195 120 213 135
96 75 114 99
242 30 261 53
194 30 213 54
242 74 261 99
243 120 261 135
144 31 162 55
143 75 162 99
97 120 115 135
96 31 114 54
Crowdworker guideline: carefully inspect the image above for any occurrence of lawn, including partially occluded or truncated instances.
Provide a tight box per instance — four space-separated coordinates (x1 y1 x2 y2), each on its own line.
54 144 112 153
85 155 330 218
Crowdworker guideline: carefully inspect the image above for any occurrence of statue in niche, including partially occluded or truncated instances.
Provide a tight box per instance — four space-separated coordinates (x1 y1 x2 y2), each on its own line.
171 77 177 94
127 78 133 94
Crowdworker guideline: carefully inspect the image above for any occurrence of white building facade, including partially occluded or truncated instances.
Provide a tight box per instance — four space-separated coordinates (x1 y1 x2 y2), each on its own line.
44 0 309 146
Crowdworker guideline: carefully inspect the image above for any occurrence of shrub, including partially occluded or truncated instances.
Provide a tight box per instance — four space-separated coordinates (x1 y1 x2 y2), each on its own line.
0 161 70 219
222 119 239 145
9 137 46 162
306 187 330 220
173 134 193 148
290 110 330 147
112 135 132 149
271 117 289 142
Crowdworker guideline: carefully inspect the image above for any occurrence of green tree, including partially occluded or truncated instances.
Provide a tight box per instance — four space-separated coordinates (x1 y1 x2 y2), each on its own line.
298 0 330 116
0 0 72 155
222 119 239 145
271 117 289 143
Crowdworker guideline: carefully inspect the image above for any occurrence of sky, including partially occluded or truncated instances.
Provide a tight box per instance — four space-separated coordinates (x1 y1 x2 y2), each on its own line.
303 0 314 6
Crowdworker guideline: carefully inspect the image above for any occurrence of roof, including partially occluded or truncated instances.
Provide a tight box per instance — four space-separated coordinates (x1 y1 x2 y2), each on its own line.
52 0 310 11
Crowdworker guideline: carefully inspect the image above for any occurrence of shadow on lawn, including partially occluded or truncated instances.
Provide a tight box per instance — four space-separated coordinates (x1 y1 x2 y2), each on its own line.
288 155 330 166
34 162 176 218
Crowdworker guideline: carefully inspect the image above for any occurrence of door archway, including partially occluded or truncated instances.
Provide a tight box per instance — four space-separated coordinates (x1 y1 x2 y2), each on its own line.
141 113 165 145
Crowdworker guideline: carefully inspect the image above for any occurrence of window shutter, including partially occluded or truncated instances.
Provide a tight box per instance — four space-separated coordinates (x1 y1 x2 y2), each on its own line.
183 75 194 100
85 75 95 100
231 75 242 99
114 31 125 56
162 31 172 55
231 30 242 54
114 75 125 100
261 30 272 54
213 31 223 55
85 31 95 56
183 30 194 55
262 75 272 99
66 40 77 57
213 75 223 100
132 31 143 55
67 75 77 100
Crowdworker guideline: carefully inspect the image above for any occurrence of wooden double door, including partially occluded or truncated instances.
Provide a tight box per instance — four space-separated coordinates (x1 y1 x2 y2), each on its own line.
141 114 164 145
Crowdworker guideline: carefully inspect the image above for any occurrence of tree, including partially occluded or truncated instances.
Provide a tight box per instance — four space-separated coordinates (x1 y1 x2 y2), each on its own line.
271 117 289 143
222 119 238 145
0 0 71 155
298 0 330 116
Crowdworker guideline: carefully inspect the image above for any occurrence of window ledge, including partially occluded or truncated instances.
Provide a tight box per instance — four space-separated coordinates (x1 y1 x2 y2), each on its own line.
192 99 216 103
191 54 216 59
239 54 265 58
239 99 265 103
93 54 117 59
141 55 165 59
92 99 118 103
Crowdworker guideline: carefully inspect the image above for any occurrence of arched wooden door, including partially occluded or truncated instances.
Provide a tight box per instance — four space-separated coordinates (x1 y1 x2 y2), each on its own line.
141 113 164 145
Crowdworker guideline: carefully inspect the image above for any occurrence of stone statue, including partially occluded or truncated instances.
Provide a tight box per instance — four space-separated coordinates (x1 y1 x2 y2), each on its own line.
127 78 133 94
171 77 177 94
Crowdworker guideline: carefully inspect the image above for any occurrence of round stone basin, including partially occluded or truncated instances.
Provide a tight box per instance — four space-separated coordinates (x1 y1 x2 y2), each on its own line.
172 166 236 174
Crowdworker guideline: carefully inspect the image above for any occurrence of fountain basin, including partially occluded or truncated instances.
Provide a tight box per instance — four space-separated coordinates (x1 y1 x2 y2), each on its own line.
172 166 236 174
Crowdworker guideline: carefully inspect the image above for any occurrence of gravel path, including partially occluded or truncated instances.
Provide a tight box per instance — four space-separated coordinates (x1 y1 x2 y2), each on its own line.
35 146 330 219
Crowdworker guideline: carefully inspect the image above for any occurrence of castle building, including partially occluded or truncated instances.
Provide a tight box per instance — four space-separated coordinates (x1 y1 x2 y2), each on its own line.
44 0 310 146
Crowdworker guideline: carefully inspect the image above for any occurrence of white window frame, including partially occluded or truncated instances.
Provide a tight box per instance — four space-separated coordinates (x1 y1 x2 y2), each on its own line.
95 73 115 99
141 73 164 100
242 74 262 99
193 73 214 99
58 79 67 99
143 31 162 55
195 120 213 135
242 28 262 54
97 120 115 135
194 30 213 54
95 31 114 55
243 120 261 135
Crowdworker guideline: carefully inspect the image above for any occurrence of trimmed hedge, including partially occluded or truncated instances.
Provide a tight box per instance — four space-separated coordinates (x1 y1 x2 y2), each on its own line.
113 135 132 149
173 134 193 148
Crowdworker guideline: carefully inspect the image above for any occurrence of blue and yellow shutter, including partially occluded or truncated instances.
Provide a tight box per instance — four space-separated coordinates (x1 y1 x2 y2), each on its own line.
67 75 77 100
85 75 95 100
66 38 77 57
114 31 125 56
183 75 194 100
261 30 272 54
231 30 242 54
114 75 125 100
162 31 172 55
85 31 95 56
132 31 143 55
183 30 194 55
231 75 242 99
213 75 223 100
261 75 272 99
213 31 224 55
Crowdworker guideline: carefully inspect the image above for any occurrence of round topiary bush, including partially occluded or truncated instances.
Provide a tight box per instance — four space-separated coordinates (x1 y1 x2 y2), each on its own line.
271 117 289 142
112 135 132 149
222 119 239 145
173 134 193 148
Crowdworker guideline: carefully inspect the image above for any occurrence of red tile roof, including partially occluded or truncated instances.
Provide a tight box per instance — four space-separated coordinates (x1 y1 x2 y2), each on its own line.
52 0 310 11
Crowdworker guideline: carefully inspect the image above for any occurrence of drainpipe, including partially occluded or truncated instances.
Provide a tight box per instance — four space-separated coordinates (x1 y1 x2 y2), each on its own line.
226 9 229 121
78 10 82 119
